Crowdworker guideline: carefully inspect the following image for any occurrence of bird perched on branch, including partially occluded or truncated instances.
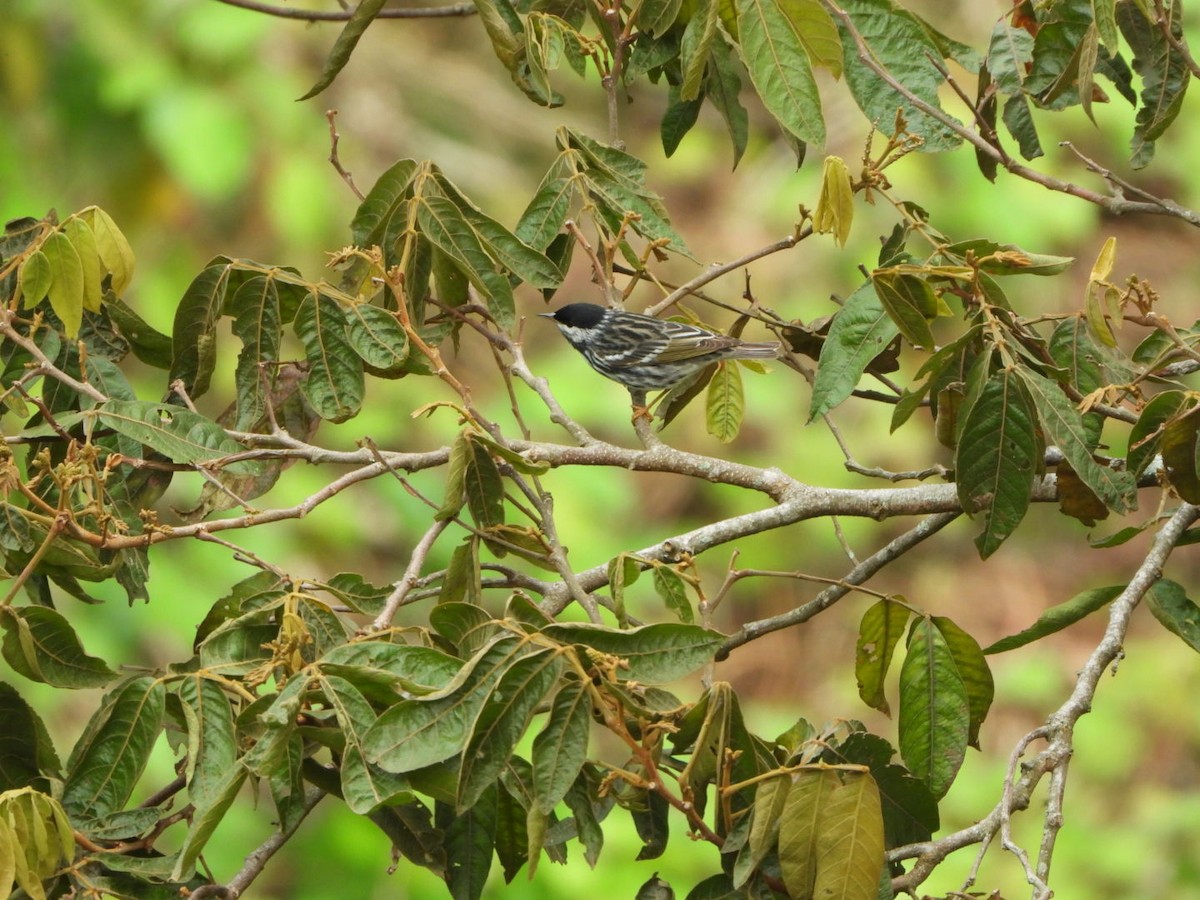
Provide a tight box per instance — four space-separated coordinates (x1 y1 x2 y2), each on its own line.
540 302 779 417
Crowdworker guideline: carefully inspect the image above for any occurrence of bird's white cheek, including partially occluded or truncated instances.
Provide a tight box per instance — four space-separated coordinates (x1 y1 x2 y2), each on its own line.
558 325 588 343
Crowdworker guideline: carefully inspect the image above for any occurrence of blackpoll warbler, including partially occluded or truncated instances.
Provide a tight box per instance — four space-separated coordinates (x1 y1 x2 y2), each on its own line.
541 303 779 408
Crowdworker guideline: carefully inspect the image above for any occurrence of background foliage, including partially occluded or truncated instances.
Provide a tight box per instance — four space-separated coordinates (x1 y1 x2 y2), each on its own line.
3 0 1200 898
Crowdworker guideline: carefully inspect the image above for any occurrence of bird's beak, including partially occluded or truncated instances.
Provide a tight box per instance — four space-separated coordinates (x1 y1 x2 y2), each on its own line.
537 312 555 319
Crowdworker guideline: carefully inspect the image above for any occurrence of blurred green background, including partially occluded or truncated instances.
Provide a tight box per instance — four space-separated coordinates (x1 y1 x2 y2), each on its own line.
3 0 1200 897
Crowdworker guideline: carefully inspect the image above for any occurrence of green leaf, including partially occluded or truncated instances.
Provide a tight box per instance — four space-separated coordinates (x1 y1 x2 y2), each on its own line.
321 674 412 813
433 175 563 289
0 682 61 792
898 618 969 799
350 159 419 248
472 0 524 68
293 291 365 422
365 638 525 773
464 437 505 530
653 565 694 624
228 275 282 431
733 773 789 887
0 606 119 689
1161 404 1200 503
780 0 842 76
810 282 899 420
515 172 573 252
735 0 826 146
827 731 939 849
1128 390 1192 479
582 169 691 257
932 617 993 748
431 603 500 659
662 83 704 158
1145 579 1200 653
320 641 464 700
298 0 387 100
705 37 750 167
705 362 744 442
94 400 253 473
955 369 1040 558
440 539 483 606
494 780 531 882
871 272 935 348
169 259 232 399
562 768 605 866
641 0 684 36
437 430 472 522
171 765 247 881
542 622 723 683
176 674 237 811
984 585 1122 654
79 206 136 295
345 303 409 370
681 0 719 100
438 787 497 900
41 231 85 338
1118 0 1189 167
855 598 910 716
531 679 591 814
321 572 394 617
459 648 564 811
63 676 165 818
1016 368 1136 513
415 192 515 326
837 0 961 152
105 294 173 369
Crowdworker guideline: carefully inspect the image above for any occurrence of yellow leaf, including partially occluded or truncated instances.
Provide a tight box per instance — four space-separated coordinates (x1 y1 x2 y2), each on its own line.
18 251 52 308
79 206 135 295
1090 235 1116 283
63 217 103 312
814 155 853 247
41 232 84 338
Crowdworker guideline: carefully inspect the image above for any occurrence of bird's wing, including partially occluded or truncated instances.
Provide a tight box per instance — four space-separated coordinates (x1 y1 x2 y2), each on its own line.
650 321 742 362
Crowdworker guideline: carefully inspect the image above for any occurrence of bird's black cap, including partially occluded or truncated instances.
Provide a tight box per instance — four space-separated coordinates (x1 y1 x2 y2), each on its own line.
541 303 607 328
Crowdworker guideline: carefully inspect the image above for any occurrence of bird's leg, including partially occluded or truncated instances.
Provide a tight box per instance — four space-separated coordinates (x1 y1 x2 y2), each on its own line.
629 389 653 424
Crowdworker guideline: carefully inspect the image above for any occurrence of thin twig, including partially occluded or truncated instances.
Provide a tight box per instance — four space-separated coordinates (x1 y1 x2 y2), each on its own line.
0 311 107 403
644 231 807 317
718 511 961 657
212 0 478 19
371 518 450 630
325 109 364 201
219 788 325 897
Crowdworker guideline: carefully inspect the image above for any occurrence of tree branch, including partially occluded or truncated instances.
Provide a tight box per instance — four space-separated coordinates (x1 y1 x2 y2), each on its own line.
823 0 1200 227
212 0 478 20
890 502 1200 895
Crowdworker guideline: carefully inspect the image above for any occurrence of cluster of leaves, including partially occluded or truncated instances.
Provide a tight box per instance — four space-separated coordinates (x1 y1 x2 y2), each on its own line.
310 0 1188 171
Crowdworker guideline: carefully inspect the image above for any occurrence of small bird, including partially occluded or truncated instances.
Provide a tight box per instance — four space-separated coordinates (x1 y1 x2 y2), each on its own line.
540 303 779 413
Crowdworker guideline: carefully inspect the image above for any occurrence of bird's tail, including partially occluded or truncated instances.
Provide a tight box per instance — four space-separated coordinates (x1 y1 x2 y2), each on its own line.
731 341 781 359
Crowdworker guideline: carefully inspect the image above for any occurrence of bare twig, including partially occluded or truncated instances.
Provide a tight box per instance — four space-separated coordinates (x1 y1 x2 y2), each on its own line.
371 518 450 630
0 311 106 403
212 0 478 19
644 231 808 317
717 510 961 657
326 109 364 201
219 788 325 897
